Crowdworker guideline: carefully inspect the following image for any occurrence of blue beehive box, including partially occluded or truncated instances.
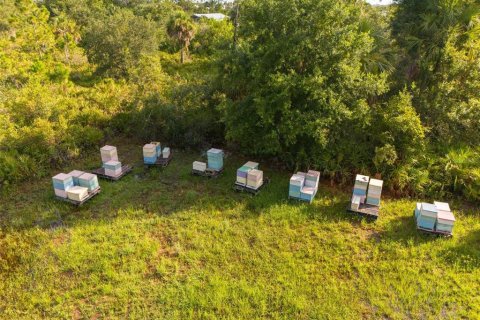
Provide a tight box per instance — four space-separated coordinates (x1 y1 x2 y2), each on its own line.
144 156 157 164
52 173 74 190
207 148 223 170
289 174 305 199
150 142 162 157
78 173 99 192
104 161 121 171
366 197 380 206
289 185 302 198
300 187 316 203
417 203 437 230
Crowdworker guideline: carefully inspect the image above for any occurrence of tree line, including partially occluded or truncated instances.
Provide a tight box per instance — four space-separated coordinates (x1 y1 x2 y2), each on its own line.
0 0 479 202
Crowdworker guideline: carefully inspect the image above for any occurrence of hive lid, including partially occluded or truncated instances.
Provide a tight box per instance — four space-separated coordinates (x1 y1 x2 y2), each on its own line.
79 172 96 180
68 170 84 178
193 161 206 166
237 166 251 173
434 201 451 212
53 173 71 181
143 144 156 149
248 169 263 177
355 174 370 183
307 170 320 177
100 145 116 152
369 179 383 187
244 161 259 169
421 203 437 213
290 174 305 183
207 148 223 154
437 210 455 222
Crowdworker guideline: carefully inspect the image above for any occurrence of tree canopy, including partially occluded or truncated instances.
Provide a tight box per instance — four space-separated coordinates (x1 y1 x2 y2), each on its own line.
1 0 479 202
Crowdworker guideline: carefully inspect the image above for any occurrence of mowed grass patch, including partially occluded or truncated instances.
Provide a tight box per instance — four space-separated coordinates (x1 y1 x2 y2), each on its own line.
0 142 479 319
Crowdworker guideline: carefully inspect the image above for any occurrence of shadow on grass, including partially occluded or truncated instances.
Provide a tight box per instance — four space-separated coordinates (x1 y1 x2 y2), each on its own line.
440 228 480 272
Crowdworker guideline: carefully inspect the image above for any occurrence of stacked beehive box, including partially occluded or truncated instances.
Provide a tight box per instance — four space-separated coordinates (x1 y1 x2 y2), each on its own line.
305 170 320 189
100 146 123 177
207 148 224 171
289 174 305 198
67 186 89 202
162 147 171 159
100 146 118 164
244 161 259 170
415 201 455 233
193 161 207 172
434 201 455 233
247 169 263 190
350 175 385 210
416 203 438 230
78 173 99 192
143 144 157 164
353 174 369 203
151 142 162 157
289 170 320 203
104 161 122 177
236 161 262 187
52 173 74 199
69 170 85 186
53 171 99 202
366 179 383 206
236 165 250 185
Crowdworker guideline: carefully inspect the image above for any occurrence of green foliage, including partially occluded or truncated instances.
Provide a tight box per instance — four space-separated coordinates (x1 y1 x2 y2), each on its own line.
393 0 480 145
82 9 158 77
218 0 388 176
192 18 233 55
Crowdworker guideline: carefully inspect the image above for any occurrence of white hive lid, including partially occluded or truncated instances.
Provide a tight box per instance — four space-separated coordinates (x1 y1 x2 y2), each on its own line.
307 170 320 177
208 148 223 154
68 170 84 178
290 174 305 183
434 201 451 212
53 173 71 181
244 161 259 168
79 172 96 180
437 210 455 222
369 179 383 187
248 169 263 177
100 145 116 152
421 202 437 213
356 174 370 183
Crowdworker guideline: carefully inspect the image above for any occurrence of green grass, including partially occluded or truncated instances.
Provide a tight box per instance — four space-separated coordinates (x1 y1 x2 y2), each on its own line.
1 141 479 319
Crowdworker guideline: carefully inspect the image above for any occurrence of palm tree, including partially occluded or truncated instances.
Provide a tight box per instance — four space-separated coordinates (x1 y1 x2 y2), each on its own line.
167 13 196 64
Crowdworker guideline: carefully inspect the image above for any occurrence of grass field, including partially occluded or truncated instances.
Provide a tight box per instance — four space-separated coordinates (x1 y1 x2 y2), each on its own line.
0 142 479 319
